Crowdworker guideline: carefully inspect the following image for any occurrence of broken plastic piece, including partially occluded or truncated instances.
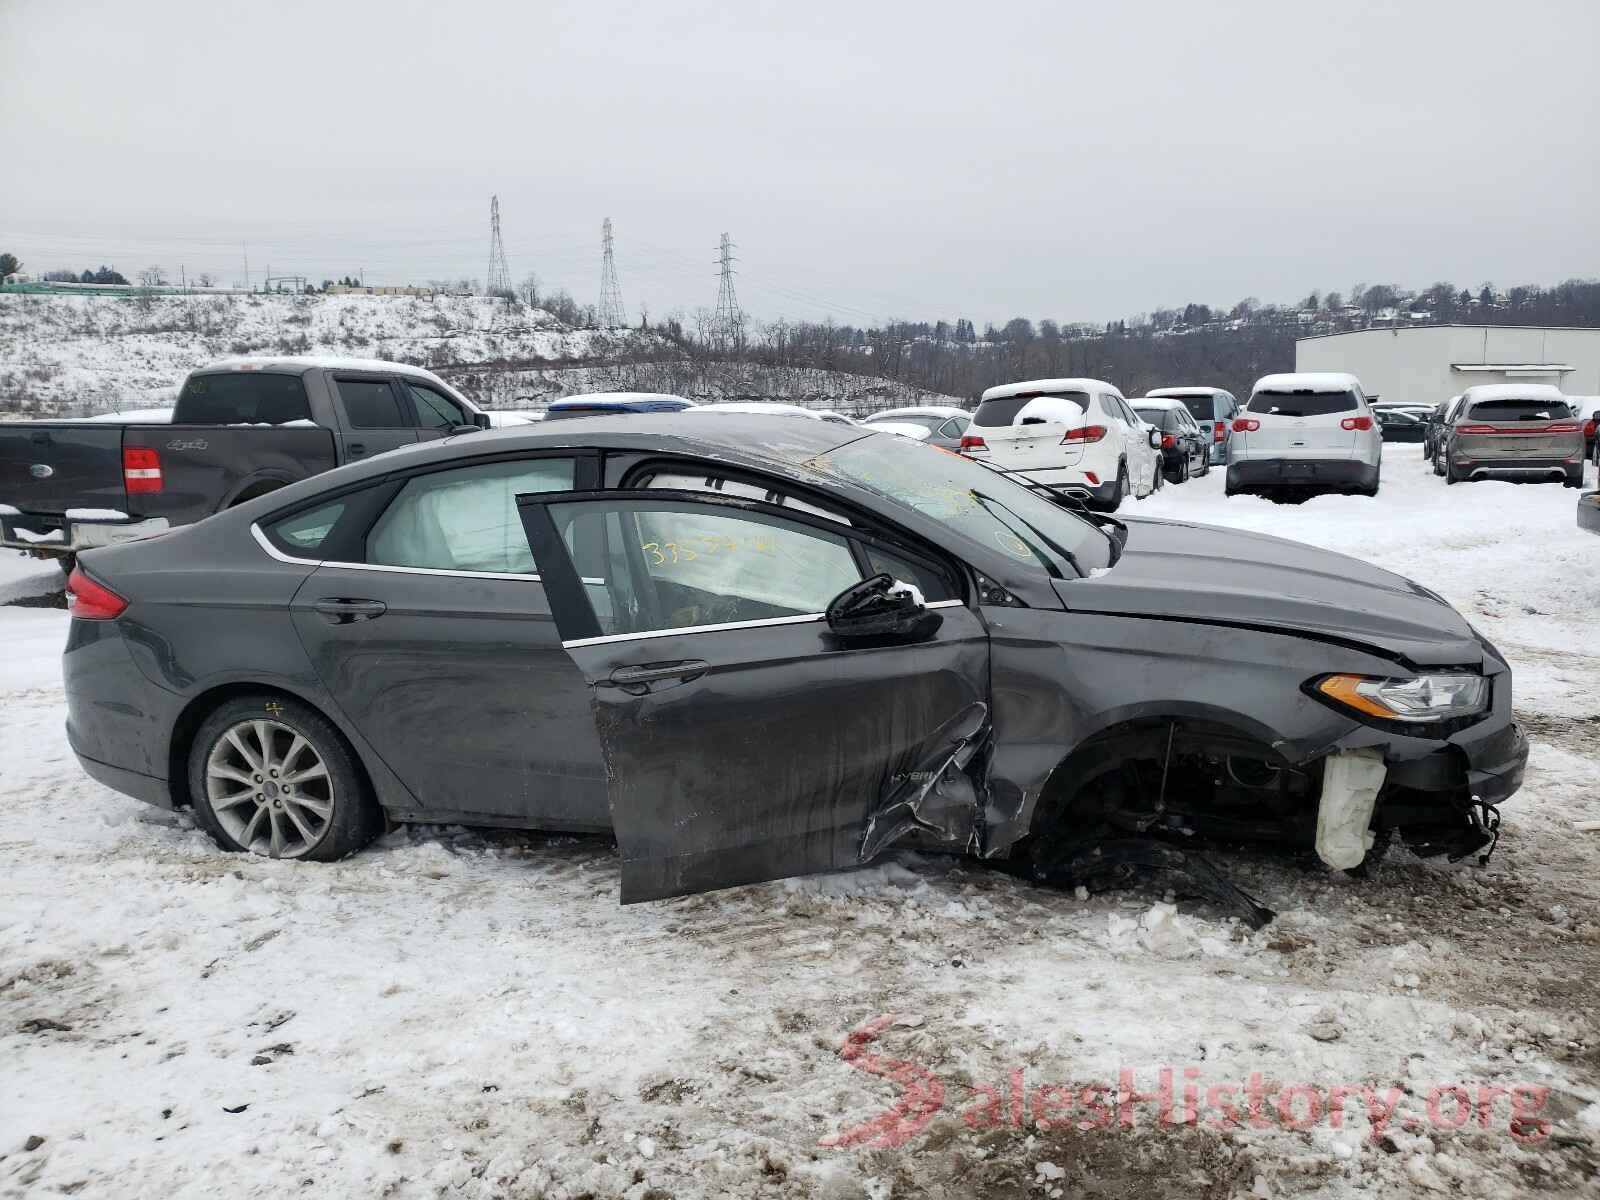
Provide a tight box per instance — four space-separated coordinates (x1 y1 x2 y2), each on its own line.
1315 748 1386 869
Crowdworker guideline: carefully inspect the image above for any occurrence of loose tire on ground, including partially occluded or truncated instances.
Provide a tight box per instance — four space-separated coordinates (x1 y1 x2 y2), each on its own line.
188 693 381 861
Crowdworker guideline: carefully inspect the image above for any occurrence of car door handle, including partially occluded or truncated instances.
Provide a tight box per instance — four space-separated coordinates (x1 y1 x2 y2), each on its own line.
601 660 710 692
347 442 367 457
312 597 387 623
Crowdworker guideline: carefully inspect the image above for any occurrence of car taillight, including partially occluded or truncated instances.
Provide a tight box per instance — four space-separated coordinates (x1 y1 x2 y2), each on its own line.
1213 420 1226 442
1583 418 1597 437
959 434 987 451
1083 471 1099 485
1060 425 1106 444
1233 417 1260 432
65 567 129 620
1545 421 1581 433
123 446 163 494
1341 416 1373 431
1161 434 1174 448
1457 424 1497 435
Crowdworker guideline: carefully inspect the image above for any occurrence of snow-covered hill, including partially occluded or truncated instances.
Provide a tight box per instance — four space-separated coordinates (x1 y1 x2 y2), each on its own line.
0 292 659 416
0 292 967 416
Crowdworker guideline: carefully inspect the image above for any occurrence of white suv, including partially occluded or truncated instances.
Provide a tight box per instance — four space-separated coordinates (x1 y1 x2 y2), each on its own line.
962 378 1161 511
1226 372 1382 497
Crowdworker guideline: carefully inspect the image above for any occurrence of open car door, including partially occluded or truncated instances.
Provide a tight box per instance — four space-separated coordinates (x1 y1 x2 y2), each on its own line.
518 488 991 902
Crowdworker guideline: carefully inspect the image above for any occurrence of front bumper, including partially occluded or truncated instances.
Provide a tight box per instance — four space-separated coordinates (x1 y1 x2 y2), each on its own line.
1228 458 1378 490
0 510 169 556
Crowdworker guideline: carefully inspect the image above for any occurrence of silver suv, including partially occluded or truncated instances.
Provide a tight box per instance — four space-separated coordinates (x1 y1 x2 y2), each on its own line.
1438 385 1584 487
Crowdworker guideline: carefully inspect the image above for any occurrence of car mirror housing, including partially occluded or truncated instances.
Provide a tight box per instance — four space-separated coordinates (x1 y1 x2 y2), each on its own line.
1147 428 1162 449
825 572 943 644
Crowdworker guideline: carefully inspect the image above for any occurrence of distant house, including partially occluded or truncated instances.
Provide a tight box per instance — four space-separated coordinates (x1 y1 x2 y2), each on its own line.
328 284 435 299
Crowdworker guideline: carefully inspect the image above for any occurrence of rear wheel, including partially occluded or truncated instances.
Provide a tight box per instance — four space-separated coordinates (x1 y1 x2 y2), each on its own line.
1564 466 1584 489
188 694 380 861
1195 448 1210 477
1444 451 1463 485
1432 443 1447 477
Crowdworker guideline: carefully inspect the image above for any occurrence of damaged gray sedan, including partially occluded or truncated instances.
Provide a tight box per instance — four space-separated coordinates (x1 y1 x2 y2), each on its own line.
63 415 1526 916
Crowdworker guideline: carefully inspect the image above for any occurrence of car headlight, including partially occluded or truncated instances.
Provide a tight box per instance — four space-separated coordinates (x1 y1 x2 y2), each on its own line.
1314 673 1488 723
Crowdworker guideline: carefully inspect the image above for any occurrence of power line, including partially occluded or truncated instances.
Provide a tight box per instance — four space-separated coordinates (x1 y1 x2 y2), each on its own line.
597 217 626 328
486 195 512 297
712 232 743 350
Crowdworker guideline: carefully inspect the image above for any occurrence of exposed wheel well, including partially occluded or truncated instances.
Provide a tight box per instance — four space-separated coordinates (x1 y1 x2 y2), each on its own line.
1024 716 1316 853
167 683 373 811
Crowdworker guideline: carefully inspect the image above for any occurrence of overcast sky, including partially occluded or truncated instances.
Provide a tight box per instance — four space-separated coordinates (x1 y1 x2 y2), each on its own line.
3 0 1596 326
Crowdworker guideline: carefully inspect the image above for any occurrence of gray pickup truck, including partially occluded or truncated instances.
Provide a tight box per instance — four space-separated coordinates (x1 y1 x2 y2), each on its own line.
1 357 490 566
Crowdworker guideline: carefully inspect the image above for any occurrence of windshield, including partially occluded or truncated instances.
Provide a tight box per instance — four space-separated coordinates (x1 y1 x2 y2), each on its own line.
1465 399 1574 422
1247 390 1358 417
806 433 1111 577
972 392 1089 428
175 373 311 424
1166 396 1215 421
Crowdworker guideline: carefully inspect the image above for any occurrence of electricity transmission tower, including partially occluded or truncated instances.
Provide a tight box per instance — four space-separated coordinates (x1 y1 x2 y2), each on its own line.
486 195 512 297
712 232 742 350
597 218 626 327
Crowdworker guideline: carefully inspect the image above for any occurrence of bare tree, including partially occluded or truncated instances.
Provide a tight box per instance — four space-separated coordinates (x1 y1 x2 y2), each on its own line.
138 266 168 288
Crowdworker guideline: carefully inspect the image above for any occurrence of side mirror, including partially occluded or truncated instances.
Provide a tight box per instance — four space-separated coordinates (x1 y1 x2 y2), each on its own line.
1147 428 1161 449
825 572 943 644
473 411 492 430
450 423 482 435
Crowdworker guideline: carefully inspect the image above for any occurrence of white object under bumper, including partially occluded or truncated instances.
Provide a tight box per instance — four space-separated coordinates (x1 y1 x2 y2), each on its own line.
1315 747 1387 869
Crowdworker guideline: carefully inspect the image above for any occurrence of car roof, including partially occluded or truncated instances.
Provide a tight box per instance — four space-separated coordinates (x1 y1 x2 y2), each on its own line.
239 415 912 532
197 356 452 385
548 393 694 411
1131 397 1188 411
982 378 1118 401
685 401 821 417
864 406 968 420
1146 386 1229 398
1460 383 1569 404
1252 372 1361 394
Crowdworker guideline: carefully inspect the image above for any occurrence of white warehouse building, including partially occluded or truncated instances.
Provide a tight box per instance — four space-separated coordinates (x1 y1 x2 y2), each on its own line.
1295 325 1600 406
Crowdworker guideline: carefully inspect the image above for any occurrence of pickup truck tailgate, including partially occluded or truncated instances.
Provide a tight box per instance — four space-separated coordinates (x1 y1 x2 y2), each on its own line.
0 423 127 515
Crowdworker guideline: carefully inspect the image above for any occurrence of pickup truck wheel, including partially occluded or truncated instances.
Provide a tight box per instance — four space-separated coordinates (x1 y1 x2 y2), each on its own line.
189 694 380 861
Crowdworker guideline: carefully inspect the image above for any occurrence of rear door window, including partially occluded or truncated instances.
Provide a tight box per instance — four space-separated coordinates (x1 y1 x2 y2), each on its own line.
1175 396 1215 422
366 458 576 574
1247 390 1359 417
1465 399 1574 422
176 373 312 425
338 378 410 429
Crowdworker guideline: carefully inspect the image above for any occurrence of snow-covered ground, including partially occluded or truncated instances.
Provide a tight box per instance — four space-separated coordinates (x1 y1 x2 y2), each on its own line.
2 447 1597 1199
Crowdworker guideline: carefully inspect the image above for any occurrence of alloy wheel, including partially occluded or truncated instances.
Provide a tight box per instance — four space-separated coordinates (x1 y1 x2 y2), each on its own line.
205 719 336 859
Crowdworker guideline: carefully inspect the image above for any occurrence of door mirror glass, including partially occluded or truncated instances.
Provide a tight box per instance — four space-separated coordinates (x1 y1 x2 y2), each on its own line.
1147 428 1162 449
825 572 943 644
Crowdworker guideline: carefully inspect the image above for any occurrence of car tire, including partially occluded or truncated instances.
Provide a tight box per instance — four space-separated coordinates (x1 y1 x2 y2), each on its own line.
1195 449 1210 477
188 693 381 862
1432 445 1446 477
1564 466 1584 489
1444 451 1462 485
